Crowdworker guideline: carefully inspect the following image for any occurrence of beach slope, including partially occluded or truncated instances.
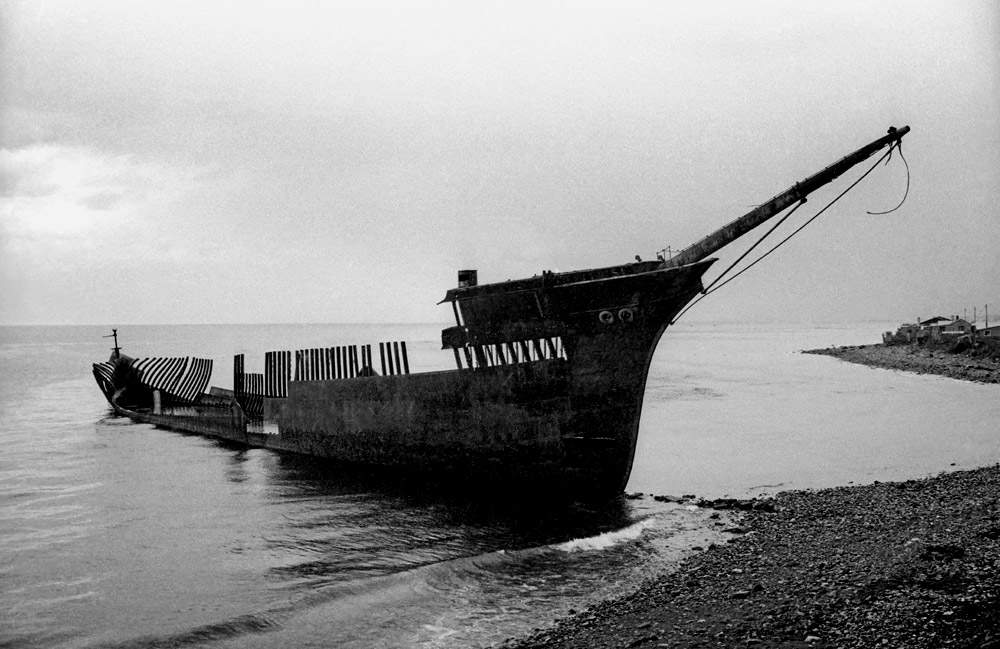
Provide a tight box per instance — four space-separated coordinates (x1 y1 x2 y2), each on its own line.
803 342 1000 384
507 466 1000 649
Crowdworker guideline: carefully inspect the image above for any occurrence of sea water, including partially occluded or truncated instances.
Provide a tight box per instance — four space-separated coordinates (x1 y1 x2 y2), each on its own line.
1 322 997 648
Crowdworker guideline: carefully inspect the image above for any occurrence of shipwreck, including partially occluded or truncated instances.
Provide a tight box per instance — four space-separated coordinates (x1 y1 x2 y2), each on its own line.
94 125 911 498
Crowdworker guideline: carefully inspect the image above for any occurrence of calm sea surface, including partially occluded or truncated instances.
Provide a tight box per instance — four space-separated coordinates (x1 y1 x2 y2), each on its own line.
2 322 998 648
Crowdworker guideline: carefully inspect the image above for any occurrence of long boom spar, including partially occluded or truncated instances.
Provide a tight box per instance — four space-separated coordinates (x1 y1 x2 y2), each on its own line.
664 125 910 269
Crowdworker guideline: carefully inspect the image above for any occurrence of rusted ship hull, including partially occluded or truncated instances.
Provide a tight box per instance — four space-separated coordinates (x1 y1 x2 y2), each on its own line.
95 260 712 497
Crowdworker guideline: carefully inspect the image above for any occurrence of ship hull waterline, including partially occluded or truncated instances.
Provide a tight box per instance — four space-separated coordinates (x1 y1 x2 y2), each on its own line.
94 260 714 500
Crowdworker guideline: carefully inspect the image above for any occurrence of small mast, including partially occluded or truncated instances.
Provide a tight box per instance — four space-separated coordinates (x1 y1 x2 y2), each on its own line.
664 125 910 268
103 328 121 359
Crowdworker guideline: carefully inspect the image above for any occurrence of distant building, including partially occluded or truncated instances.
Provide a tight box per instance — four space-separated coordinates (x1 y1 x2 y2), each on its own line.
925 317 973 342
884 315 978 344
981 325 1000 337
883 322 921 344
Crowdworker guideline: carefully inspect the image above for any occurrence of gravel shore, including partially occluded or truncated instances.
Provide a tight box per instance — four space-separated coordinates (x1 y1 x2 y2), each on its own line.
803 342 1000 383
506 466 1000 649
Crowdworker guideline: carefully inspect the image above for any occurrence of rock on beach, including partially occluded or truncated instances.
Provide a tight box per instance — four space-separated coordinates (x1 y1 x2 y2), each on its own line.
505 466 1000 649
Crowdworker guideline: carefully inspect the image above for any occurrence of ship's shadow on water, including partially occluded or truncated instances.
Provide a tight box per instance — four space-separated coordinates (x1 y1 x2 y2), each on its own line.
78 417 721 649
250 449 637 545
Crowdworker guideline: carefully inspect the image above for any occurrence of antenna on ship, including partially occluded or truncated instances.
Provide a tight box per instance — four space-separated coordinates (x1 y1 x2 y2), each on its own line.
103 328 121 358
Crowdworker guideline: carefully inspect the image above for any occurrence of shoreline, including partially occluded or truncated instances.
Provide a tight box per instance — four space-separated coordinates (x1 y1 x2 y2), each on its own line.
802 342 1000 384
505 465 1000 649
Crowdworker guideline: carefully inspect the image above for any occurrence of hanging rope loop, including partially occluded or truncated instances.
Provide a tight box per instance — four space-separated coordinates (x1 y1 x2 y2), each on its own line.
866 141 910 215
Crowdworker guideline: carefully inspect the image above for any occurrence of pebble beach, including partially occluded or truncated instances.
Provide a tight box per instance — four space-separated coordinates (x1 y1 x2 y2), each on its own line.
508 466 1000 649
506 343 1000 649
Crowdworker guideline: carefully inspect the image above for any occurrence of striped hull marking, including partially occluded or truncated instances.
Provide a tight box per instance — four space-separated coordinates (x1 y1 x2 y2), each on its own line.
92 361 116 402
264 351 291 398
133 357 188 393
174 358 214 402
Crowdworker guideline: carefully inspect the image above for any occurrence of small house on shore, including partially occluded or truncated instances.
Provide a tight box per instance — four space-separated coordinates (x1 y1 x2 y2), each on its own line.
884 316 976 344
925 317 973 342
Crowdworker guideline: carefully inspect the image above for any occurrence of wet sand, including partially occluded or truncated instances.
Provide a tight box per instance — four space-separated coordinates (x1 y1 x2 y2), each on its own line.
802 342 1000 383
506 466 1000 649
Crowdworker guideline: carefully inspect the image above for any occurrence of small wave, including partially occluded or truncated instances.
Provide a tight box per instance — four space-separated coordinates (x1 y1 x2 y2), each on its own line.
77 509 717 649
97 417 137 426
89 613 283 649
552 518 655 552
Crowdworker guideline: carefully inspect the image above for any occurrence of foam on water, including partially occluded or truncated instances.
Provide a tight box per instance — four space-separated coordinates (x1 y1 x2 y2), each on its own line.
553 517 656 552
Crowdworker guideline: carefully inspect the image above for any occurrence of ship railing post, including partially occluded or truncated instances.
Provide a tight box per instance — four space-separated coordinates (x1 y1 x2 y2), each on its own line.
234 353 246 410
392 342 402 375
265 351 273 396
281 350 290 396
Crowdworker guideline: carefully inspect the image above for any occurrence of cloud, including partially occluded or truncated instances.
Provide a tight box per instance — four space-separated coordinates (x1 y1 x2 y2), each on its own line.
0 143 201 241
3 142 125 198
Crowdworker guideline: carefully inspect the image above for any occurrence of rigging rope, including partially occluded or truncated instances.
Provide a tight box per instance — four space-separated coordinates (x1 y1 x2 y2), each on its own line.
866 142 910 215
670 144 897 325
700 198 806 295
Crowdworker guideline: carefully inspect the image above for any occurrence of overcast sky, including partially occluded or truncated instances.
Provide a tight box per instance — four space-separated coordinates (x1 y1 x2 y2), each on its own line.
2 0 997 325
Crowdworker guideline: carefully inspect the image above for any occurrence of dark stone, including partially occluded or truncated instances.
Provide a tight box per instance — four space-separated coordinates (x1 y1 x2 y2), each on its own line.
923 543 966 560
